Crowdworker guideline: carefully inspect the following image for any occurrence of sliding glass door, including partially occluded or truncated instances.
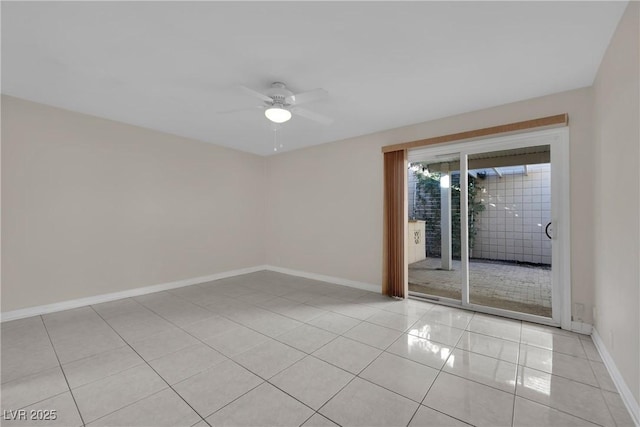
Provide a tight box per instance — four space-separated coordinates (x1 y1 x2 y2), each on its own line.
407 155 462 301
466 146 552 317
408 128 570 327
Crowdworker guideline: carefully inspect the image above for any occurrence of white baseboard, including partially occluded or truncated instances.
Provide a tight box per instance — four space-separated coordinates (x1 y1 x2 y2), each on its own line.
265 265 380 294
570 321 593 335
0 265 268 322
592 328 640 426
0 265 377 322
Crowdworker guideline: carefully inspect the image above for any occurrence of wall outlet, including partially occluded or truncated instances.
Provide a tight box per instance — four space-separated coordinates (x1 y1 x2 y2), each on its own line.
574 303 584 322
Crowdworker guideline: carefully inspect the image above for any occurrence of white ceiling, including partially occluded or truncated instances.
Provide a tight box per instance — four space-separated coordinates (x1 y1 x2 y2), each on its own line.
1 2 627 156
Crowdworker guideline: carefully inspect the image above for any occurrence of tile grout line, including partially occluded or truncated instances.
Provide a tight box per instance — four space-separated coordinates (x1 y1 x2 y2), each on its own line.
39 315 87 427
416 404 475 427
511 320 524 427
123 292 349 424
188 292 367 423
518 364 618 397
263 379 336 425
514 363 610 390
115 280 410 351
198 381 266 422
293 299 535 424
582 337 620 426
88 305 210 426
5 389 73 417
84 388 173 426
447 321 528 395
55 343 133 372
312 303 441 426
165 314 347 424
18 316 432 426
218 281 428 326
194 288 552 424
406 310 476 427
134 294 296 352
8 279 613 427
64 356 148 396
162 284 389 371
513 325 611 427
155 290 349 363
1 322 141 388
250 304 434 425
513 395 609 427
184 290 362 425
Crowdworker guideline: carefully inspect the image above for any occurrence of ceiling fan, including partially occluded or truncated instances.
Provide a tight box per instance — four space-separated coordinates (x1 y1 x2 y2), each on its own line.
219 82 333 125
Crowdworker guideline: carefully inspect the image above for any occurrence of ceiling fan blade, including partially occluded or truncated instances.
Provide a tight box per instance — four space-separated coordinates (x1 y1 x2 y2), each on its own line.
217 105 264 114
291 107 333 125
238 85 273 103
286 88 328 105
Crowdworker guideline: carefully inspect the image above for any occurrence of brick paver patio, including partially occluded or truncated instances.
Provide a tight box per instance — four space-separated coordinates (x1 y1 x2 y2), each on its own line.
409 257 552 317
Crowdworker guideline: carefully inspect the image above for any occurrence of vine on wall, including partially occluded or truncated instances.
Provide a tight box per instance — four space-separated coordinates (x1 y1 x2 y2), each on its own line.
412 169 485 259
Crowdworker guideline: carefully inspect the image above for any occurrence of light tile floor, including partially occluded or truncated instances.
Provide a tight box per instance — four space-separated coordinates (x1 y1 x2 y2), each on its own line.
1 271 634 427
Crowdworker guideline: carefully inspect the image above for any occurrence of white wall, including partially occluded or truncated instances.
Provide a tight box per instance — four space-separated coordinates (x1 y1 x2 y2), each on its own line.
266 133 385 287
1 95 266 312
2 86 600 330
266 87 595 323
592 2 640 406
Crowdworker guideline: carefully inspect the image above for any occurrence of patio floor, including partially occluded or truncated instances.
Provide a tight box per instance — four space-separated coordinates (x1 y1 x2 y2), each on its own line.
408 257 552 317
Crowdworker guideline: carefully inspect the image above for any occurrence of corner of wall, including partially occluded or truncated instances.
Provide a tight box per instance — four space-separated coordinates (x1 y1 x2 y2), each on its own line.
591 0 640 412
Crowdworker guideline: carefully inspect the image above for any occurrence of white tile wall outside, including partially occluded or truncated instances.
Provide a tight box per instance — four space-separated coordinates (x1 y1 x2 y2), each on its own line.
473 164 551 265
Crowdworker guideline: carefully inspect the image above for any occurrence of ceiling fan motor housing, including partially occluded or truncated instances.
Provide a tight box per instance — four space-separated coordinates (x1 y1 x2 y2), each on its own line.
266 82 294 107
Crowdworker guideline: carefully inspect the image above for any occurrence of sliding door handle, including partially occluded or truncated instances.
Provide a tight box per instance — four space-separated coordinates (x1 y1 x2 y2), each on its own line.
545 222 553 240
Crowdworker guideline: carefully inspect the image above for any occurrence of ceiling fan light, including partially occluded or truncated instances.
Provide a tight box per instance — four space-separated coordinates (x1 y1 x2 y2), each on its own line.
265 107 292 123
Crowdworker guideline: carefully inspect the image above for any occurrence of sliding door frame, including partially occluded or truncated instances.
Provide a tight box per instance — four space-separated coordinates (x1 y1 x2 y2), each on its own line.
408 127 571 330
